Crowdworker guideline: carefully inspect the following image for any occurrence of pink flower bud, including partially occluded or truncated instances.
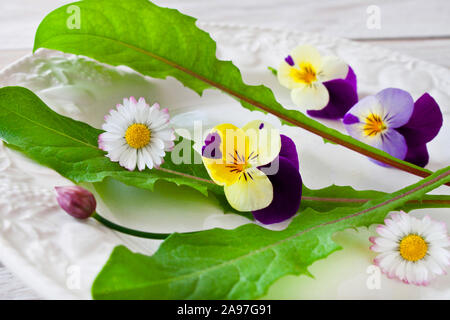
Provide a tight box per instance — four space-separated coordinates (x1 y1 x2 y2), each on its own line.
55 186 96 219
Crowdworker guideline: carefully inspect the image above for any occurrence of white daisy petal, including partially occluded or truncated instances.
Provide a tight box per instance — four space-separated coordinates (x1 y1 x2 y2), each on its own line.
374 237 397 250
140 147 153 169
138 97 148 108
107 144 129 161
150 137 165 153
117 103 134 123
384 217 404 237
376 225 398 241
429 247 450 266
102 122 126 135
424 257 446 276
103 110 129 131
136 149 146 171
150 110 170 130
103 139 127 152
100 133 125 145
404 261 415 284
118 149 132 170
99 97 175 171
126 149 137 171
395 260 407 280
391 212 411 235
374 251 397 269
386 256 402 279
153 128 175 142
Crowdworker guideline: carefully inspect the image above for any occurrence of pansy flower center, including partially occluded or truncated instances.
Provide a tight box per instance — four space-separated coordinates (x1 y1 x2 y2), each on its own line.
399 234 428 262
363 113 387 137
226 150 256 181
289 62 317 85
125 123 151 149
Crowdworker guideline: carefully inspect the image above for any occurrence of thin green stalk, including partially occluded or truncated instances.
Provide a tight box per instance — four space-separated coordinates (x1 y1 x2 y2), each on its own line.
92 212 172 240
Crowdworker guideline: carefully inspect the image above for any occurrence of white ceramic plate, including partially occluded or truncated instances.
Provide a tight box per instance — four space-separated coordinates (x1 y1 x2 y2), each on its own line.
0 23 449 299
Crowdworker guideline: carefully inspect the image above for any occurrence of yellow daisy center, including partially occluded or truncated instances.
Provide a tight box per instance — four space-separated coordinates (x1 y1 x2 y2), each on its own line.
125 123 151 149
289 62 317 84
363 113 387 137
399 234 428 262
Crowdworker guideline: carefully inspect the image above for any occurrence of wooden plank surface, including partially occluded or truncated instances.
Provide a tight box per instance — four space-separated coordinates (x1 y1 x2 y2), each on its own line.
0 0 448 300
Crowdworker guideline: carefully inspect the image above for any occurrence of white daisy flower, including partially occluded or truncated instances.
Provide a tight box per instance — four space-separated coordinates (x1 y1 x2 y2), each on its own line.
370 212 450 286
98 97 175 171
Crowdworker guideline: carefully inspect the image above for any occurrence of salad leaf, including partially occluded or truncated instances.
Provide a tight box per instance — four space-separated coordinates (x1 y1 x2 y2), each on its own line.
302 185 450 212
33 0 442 182
92 167 450 299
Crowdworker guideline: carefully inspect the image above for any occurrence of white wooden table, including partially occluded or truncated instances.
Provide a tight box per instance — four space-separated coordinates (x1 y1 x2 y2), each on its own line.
0 0 449 300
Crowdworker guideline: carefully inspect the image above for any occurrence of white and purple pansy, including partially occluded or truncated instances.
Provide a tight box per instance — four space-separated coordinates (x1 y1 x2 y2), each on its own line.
343 88 443 167
201 121 302 224
278 45 358 119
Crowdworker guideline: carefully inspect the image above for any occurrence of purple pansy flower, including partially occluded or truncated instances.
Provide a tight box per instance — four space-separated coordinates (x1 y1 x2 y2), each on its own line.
278 45 358 119
343 88 443 167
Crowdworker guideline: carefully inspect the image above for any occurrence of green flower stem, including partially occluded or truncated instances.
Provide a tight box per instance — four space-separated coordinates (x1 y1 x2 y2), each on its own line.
92 212 173 240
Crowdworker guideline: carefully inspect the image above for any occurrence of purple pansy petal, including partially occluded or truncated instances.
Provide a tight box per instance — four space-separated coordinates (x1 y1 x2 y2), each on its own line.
343 113 359 125
202 132 222 159
375 128 408 162
345 66 357 92
259 134 299 174
285 55 295 66
307 67 358 119
403 143 429 168
396 93 443 146
279 134 299 170
252 156 302 224
375 88 414 128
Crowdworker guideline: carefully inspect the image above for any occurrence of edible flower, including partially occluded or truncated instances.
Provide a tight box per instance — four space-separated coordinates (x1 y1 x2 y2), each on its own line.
277 44 358 119
55 186 96 219
98 97 176 171
370 212 449 286
202 121 302 224
343 88 443 167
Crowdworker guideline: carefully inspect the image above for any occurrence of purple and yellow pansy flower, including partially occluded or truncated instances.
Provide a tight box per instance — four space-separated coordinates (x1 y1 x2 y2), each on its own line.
343 88 443 167
278 45 358 119
202 120 302 224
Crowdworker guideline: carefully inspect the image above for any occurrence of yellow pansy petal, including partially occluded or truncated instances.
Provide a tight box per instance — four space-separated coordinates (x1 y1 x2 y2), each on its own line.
277 61 305 89
290 45 323 71
202 157 240 186
319 56 349 82
291 82 330 110
210 123 239 161
224 168 273 212
202 123 248 186
242 120 281 166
